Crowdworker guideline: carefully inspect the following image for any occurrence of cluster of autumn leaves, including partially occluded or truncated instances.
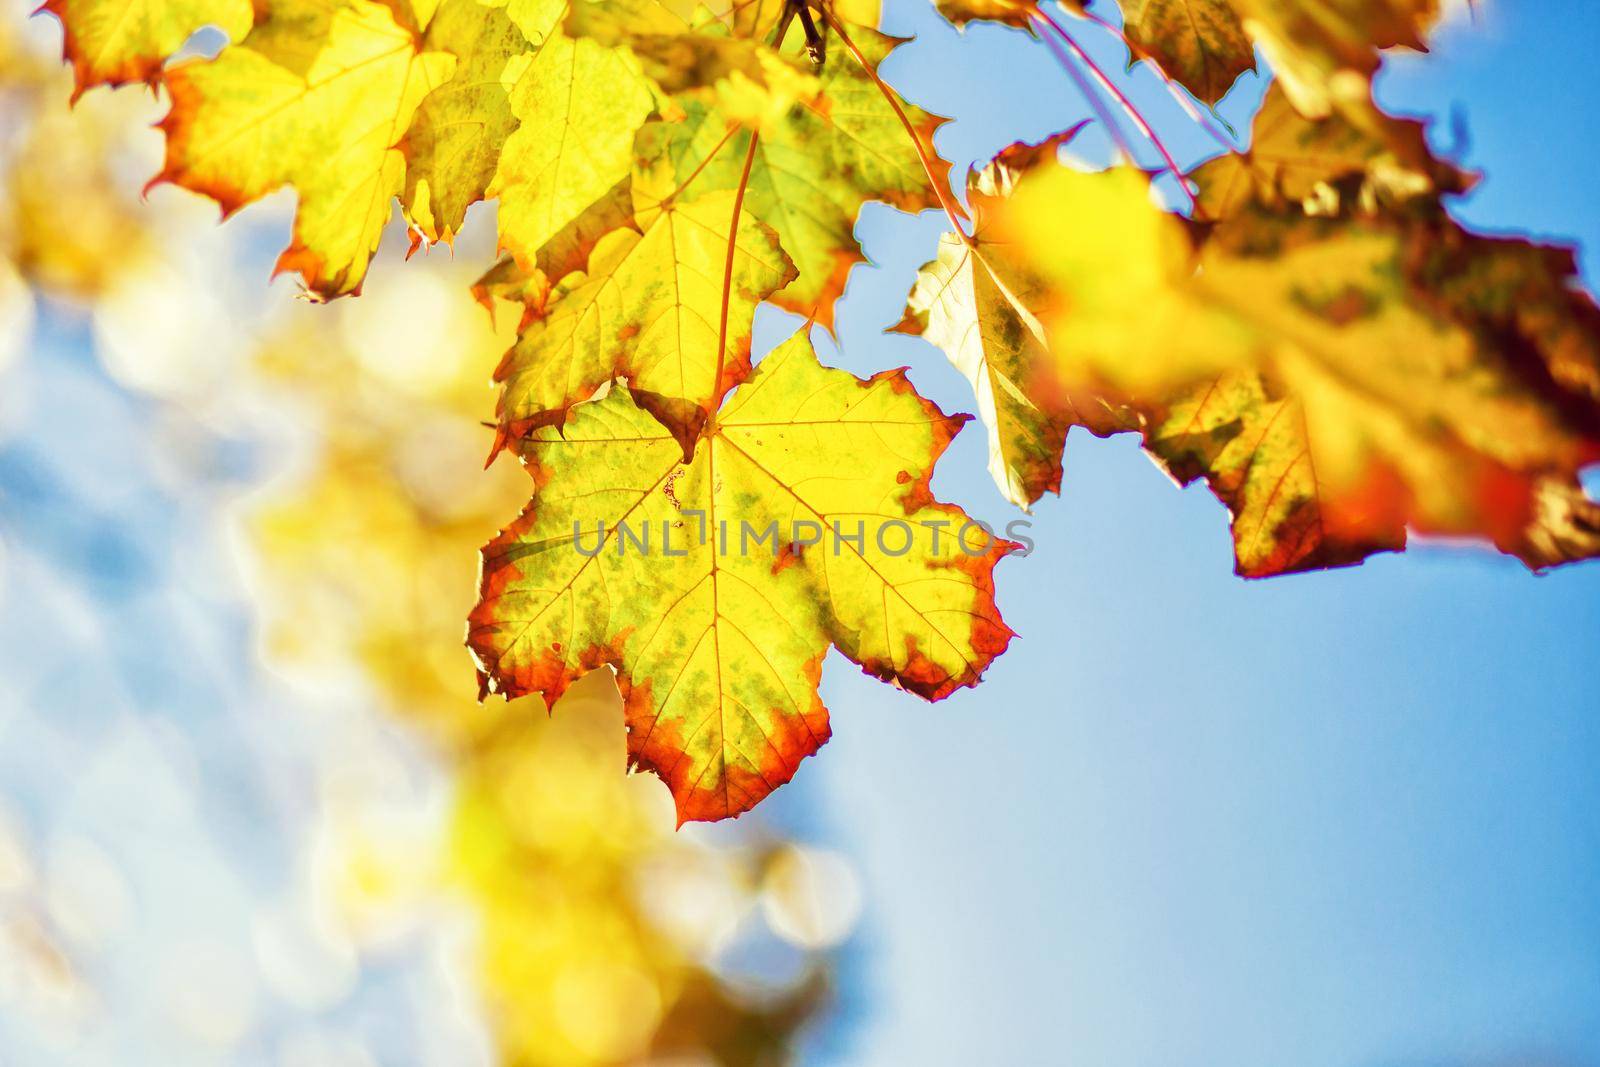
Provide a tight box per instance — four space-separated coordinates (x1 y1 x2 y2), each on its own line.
4 23 841 1058
42 0 1600 821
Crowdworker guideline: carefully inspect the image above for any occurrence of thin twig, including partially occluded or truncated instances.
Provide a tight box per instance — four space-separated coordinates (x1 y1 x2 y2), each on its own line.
1033 4 1196 208
821 8 972 242
1078 6 1240 153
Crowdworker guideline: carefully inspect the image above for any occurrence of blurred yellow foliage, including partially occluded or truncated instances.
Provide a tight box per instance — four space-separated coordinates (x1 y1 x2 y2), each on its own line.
249 263 837 1065
1 13 842 1059
0 20 155 300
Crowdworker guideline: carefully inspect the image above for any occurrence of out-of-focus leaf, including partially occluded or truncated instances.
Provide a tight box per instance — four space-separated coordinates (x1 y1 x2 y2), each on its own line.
249 271 843 1062
1192 82 1472 221
992 159 1600 573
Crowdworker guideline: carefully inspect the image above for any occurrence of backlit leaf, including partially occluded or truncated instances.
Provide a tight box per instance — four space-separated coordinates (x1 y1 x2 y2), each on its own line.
492 189 796 443
41 0 252 98
401 0 530 244
1234 0 1439 117
900 134 1131 508
470 332 1013 823
1192 82 1472 221
993 161 1600 572
488 30 656 266
637 23 953 324
154 0 455 297
1146 372 1407 576
1120 0 1255 106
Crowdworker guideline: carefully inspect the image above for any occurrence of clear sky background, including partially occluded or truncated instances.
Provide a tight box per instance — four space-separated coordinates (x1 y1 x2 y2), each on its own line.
717 2 1600 1065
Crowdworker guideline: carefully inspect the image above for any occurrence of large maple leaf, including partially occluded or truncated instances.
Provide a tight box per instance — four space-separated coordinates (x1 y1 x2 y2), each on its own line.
469 332 1014 823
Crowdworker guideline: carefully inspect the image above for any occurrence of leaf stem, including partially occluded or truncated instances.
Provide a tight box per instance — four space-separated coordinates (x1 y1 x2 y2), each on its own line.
1032 4 1196 209
1029 11 1132 163
714 130 762 398
663 122 742 206
820 9 971 243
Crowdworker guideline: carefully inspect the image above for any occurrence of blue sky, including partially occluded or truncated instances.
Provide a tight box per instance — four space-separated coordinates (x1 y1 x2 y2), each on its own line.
715 3 1600 1065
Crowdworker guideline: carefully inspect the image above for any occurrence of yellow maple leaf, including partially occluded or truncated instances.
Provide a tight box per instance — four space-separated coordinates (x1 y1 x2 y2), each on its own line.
41 0 252 98
637 21 953 325
401 0 531 244
154 0 455 298
470 331 1014 823
487 31 656 267
492 186 796 443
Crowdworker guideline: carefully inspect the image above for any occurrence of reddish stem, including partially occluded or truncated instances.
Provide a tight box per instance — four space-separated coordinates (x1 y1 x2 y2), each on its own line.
1078 6 1240 153
821 9 972 243
1032 4 1196 208
1029 12 1132 163
714 131 762 397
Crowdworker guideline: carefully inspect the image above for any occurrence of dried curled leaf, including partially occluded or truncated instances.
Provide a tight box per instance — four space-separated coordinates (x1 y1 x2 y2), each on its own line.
470 333 1014 823
900 132 1132 509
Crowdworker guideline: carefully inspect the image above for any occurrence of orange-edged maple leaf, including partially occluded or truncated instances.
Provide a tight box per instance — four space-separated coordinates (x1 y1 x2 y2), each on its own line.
1145 372 1409 576
152 0 455 298
40 0 252 99
469 331 1014 823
